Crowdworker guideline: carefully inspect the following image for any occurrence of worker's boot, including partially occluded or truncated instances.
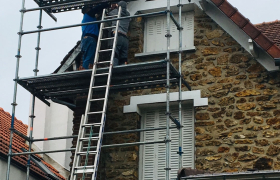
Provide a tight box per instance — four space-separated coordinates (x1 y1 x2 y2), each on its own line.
88 64 93 69
78 65 85 70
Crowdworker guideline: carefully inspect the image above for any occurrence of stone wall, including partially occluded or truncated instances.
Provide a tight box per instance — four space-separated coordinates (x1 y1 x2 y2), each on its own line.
185 13 280 172
70 10 280 180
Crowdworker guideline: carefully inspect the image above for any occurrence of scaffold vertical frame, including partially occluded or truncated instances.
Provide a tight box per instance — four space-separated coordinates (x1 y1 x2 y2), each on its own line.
6 0 187 180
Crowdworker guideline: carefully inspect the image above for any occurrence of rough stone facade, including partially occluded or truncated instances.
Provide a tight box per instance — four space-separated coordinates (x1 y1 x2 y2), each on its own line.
190 14 280 172
70 9 280 179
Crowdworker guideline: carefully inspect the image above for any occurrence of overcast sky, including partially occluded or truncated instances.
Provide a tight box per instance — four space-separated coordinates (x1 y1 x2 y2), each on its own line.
0 0 279 124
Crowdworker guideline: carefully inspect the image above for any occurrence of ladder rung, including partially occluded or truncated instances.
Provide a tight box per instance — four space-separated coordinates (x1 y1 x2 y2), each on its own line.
77 151 97 155
102 26 116 30
100 37 114 41
94 72 109 77
90 98 105 102
99 49 112 53
82 123 102 127
87 111 104 115
92 85 107 89
80 137 99 141
97 61 111 64
74 166 95 174
104 15 118 19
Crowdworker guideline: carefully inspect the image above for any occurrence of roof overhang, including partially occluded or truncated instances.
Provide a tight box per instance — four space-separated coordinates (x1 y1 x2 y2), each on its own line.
199 0 279 71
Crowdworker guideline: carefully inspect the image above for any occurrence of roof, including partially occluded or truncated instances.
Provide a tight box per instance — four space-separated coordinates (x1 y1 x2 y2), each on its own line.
210 0 280 58
255 20 280 49
0 107 66 180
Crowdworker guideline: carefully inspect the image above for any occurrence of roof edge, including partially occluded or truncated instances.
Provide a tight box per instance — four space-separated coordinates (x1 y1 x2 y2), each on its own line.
209 0 280 60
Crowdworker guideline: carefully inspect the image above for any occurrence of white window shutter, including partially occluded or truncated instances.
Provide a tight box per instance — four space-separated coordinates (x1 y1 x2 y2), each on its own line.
146 17 166 52
141 105 195 179
168 14 180 51
145 12 194 53
182 12 194 49
182 104 195 168
157 110 167 180
143 111 157 179
146 18 156 52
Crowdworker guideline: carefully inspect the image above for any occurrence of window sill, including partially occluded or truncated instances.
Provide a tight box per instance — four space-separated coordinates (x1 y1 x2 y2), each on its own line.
135 46 196 57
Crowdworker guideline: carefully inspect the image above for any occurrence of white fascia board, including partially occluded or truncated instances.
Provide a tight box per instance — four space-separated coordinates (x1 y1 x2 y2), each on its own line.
128 0 200 15
201 0 278 71
123 90 208 114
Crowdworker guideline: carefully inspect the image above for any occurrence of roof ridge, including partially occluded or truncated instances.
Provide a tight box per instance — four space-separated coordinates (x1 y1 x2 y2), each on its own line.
255 19 280 26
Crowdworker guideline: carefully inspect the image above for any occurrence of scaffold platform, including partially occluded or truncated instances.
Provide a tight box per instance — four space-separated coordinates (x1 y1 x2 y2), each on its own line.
34 0 134 13
17 60 190 107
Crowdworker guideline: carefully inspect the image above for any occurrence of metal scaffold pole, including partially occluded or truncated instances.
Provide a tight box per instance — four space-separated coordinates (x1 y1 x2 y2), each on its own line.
178 0 183 169
166 0 171 179
6 0 26 179
26 9 43 180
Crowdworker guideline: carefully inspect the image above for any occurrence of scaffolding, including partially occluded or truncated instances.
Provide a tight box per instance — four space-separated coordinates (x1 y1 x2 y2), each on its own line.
6 0 191 179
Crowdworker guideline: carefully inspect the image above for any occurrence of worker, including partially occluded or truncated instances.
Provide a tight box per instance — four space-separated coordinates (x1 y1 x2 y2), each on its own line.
80 3 109 70
108 1 131 66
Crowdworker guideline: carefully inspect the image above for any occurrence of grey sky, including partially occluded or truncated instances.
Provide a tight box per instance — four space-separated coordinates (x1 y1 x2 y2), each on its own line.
0 0 279 124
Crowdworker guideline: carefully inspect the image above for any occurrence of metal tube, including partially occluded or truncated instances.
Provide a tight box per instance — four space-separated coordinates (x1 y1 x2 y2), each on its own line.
12 141 166 156
32 135 77 142
170 13 180 29
13 129 30 141
13 148 75 156
178 0 183 170
32 126 178 142
166 0 171 179
6 0 26 179
21 11 166 35
26 10 43 180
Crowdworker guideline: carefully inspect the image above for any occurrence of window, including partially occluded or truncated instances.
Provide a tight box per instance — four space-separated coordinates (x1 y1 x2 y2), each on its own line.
139 103 195 180
136 12 194 57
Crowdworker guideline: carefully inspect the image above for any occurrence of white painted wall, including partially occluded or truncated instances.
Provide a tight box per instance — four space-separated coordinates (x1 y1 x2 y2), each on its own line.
0 159 38 180
29 97 73 170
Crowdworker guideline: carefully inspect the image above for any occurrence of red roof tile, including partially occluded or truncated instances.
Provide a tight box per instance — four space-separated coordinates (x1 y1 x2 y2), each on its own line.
209 0 280 59
255 20 280 49
0 107 66 180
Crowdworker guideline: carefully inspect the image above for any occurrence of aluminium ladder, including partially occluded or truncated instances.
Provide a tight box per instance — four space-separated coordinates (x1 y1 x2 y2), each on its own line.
70 7 122 180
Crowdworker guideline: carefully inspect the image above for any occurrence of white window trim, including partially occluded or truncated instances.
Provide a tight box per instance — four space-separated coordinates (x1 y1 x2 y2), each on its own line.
123 90 208 115
135 47 196 57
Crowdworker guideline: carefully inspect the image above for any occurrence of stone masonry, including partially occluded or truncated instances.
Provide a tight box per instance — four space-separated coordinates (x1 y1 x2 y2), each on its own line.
190 13 280 172
70 9 280 179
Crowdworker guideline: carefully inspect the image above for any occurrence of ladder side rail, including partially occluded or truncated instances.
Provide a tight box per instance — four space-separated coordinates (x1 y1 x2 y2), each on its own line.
80 8 107 179
70 9 107 180
83 9 106 125
92 6 122 180
70 115 85 180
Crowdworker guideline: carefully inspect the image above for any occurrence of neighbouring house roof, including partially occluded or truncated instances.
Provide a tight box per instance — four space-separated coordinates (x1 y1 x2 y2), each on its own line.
0 107 66 180
255 20 280 49
53 41 81 74
210 0 280 58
